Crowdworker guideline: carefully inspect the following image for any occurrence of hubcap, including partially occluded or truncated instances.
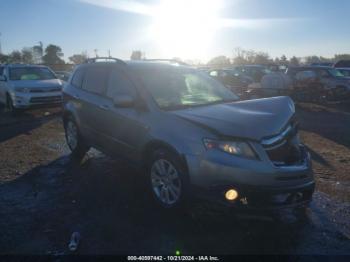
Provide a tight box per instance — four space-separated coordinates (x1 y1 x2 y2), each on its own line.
151 159 182 205
66 121 78 150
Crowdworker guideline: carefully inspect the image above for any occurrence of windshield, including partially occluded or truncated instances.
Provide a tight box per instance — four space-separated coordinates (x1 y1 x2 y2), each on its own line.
9 67 56 81
137 67 239 110
327 68 344 77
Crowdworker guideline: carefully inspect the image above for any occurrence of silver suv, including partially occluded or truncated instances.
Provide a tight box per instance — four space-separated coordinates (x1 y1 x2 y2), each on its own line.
62 58 314 214
0 64 63 112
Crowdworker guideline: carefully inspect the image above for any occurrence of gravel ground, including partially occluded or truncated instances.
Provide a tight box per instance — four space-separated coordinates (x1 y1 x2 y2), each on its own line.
0 102 349 255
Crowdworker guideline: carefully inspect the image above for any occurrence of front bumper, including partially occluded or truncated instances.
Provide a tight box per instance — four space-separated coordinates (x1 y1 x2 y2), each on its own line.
185 144 315 210
10 91 62 108
194 180 315 210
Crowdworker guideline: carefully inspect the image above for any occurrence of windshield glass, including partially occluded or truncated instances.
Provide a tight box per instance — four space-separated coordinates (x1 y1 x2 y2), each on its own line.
9 67 56 80
339 69 350 77
327 68 344 77
137 67 239 110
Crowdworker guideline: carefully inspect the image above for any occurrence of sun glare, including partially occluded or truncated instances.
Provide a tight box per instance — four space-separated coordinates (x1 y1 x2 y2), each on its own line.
149 0 223 59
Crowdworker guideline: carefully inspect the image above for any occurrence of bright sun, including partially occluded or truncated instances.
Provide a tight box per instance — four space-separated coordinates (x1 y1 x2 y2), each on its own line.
149 0 223 59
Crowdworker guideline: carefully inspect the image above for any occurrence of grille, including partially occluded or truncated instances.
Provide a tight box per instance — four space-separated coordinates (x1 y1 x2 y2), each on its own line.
30 96 62 104
30 87 61 93
262 123 303 166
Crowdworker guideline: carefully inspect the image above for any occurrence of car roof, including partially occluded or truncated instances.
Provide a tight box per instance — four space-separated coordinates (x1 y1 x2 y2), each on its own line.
77 60 194 72
5 64 49 68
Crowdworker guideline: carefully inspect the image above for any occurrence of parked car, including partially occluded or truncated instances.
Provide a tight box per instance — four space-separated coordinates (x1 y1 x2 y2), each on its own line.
207 68 253 97
62 58 314 216
0 64 63 112
243 72 293 100
334 60 350 68
286 66 350 101
232 65 272 82
55 70 71 82
337 68 350 77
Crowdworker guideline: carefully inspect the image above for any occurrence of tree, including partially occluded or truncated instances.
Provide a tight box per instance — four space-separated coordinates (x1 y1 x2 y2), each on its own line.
21 48 33 64
42 44 65 64
289 56 300 66
69 52 88 64
32 42 43 64
280 55 288 65
253 52 271 64
0 53 9 63
207 56 230 66
130 50 143 60
9 50 22 63
304 56 321 64
334 54 350 61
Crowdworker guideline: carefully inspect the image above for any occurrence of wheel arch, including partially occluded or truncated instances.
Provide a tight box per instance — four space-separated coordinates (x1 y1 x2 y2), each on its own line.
142 140 189 175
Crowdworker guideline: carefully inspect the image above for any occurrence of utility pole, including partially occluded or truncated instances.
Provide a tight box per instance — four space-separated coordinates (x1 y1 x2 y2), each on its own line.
108 49 111 58
94 49 98 58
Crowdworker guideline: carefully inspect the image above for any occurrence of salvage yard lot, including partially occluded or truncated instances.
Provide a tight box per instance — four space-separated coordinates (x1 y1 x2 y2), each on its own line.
0 101 349 254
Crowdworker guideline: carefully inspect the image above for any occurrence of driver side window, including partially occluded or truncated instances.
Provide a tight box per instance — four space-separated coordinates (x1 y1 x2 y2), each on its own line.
106 69 136 99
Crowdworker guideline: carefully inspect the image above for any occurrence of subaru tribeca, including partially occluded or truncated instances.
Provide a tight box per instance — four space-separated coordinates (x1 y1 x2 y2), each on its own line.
62 58 315 213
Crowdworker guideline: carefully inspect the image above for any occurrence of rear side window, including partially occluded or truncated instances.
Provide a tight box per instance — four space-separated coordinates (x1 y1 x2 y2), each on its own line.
106 69 136 98
71 68 85 88
82 67 108 95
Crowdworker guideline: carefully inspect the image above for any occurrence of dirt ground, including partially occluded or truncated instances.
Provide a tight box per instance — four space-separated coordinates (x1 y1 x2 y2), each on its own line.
0 101 349 255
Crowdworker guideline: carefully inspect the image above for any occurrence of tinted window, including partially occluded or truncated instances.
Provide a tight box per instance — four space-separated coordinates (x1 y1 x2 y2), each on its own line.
0 67 4 75
106 69 136 98
71 68 85 88
82 67 108 95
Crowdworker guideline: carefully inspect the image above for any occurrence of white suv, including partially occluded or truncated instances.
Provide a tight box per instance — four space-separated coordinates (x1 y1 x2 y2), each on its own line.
0 64 63 112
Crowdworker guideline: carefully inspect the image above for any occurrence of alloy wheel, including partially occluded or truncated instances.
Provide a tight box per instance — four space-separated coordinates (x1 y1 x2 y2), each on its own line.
151 159 182 205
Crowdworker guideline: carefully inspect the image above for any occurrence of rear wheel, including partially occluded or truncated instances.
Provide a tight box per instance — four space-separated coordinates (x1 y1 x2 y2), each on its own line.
64 116 89 161
147 149 189 209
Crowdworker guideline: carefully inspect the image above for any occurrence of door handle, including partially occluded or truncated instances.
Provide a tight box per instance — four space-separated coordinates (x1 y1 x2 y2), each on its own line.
99 104 109 110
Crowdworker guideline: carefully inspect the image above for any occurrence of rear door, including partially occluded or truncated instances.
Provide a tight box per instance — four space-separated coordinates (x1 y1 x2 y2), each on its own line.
78 65 111 148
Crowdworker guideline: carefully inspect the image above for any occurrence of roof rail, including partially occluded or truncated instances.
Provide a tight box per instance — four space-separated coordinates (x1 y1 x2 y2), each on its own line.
84 57 126 65
143 59 189 66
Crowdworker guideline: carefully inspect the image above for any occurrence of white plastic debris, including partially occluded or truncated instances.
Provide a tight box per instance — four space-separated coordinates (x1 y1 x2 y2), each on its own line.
68 232 80 252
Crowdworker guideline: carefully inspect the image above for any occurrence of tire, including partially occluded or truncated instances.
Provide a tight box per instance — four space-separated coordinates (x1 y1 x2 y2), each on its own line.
6 94 19 115
64 116 89 162
147 149 190 209
294 206 309 223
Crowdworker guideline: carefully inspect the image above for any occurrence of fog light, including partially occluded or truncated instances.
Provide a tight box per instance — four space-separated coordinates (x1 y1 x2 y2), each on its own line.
225 189 238 201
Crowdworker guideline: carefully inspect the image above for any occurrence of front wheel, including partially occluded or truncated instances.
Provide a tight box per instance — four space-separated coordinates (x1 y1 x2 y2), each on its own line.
64 116 89 161
6 94 19 114
148 149 189 209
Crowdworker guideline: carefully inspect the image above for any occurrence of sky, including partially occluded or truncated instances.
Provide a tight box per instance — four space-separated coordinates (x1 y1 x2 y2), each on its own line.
0 0 350 63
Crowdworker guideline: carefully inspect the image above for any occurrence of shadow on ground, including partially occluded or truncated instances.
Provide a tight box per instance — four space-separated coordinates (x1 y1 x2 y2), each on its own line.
0 153 349 255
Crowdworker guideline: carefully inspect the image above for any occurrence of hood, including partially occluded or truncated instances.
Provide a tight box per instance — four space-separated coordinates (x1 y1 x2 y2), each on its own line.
172 96 295 141
11 79 62 88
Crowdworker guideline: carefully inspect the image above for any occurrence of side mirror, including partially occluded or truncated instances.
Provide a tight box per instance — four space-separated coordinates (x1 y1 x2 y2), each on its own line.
113 94 135 108
0 75 7 81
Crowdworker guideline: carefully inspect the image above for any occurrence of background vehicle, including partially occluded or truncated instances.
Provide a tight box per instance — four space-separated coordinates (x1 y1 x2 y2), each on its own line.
207 68 253 97
62 58 314 215
286 66 350 101
334 60 350 68
54 70 71 83
337 68 350 77
0 64 63 112
232 65 272 82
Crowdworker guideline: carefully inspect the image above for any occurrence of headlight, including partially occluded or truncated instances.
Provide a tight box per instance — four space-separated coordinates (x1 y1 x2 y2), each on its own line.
203 138 258 159
15 87 30 93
